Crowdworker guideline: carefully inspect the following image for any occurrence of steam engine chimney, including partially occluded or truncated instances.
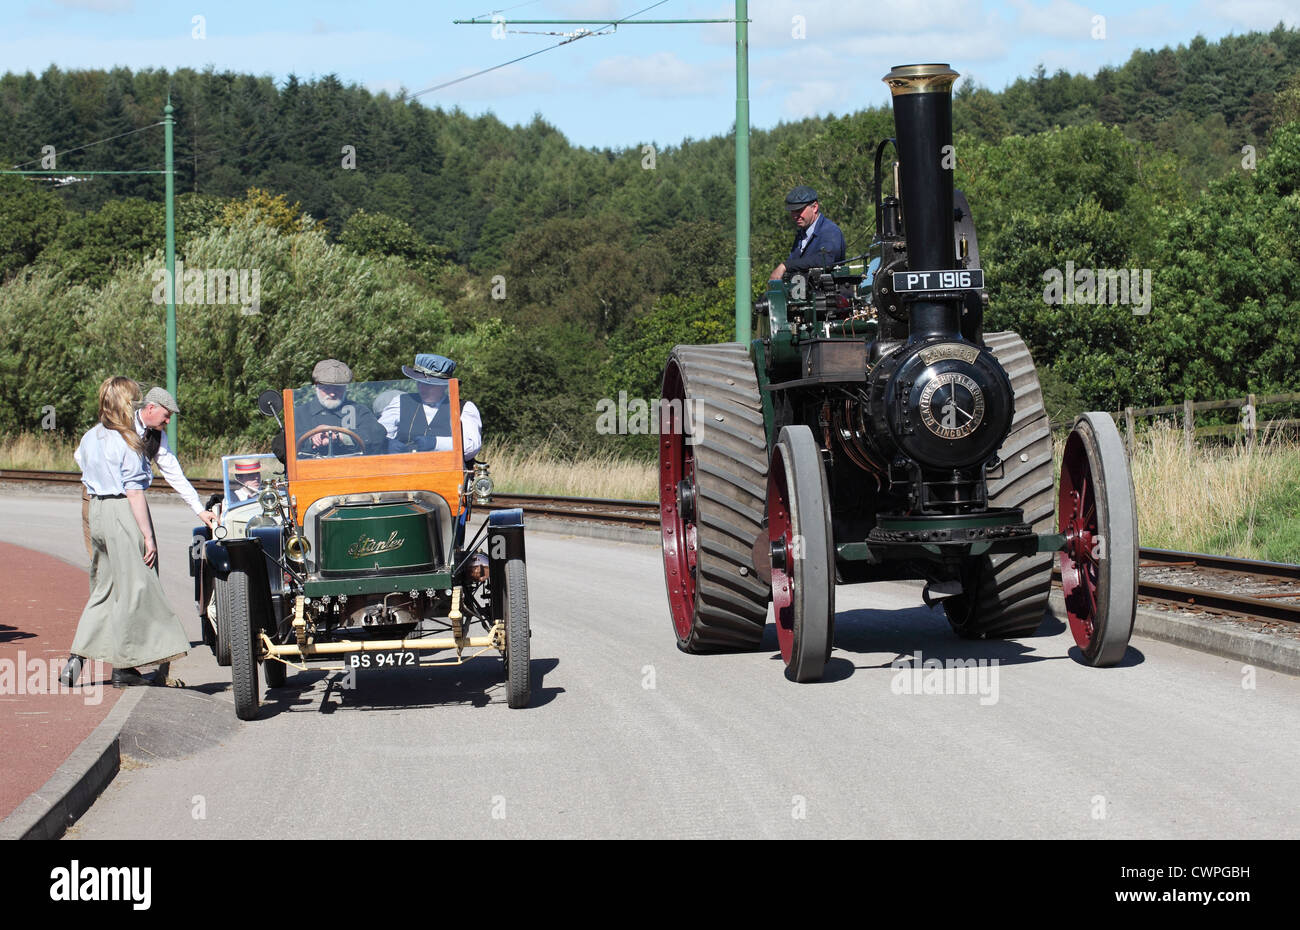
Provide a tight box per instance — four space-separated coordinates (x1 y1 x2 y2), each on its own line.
883 63 961 343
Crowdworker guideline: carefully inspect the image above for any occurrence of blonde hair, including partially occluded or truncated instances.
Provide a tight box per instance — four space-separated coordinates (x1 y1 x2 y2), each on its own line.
97 376 144 454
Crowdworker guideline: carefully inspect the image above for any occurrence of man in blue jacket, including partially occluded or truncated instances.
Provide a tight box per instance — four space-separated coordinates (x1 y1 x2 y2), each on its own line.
769 185 846 279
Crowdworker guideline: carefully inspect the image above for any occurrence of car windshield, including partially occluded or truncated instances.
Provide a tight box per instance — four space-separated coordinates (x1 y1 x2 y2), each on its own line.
220 453 280 508
290 378 457 459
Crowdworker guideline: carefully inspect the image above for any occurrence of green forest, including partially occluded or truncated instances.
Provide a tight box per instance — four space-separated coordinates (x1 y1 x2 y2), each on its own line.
2 25 1299 456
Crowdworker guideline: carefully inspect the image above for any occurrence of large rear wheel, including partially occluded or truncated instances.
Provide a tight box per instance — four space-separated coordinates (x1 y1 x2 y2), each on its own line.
768 426 835 682
1060 412 1138 666
228 568 260 721
660 344 771 652
943 332 1055 639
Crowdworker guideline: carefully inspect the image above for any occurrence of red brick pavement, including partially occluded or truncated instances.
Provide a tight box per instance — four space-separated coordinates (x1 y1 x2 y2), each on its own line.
0 543 121 821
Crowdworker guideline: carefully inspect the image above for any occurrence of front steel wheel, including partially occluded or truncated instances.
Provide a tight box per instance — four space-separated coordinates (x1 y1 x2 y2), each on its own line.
767 426 835 683
1059 412 1138 666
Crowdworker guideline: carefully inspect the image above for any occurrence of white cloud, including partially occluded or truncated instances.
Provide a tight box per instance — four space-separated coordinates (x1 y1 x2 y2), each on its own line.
0 29 427 79
588 50 727 96
50 0 133 11
1197 0 1299 29
1007 0 1097 40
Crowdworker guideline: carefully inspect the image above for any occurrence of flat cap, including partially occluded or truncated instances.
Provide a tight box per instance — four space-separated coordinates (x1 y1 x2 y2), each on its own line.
784 185 819 208
312 358 353 385
143 386 179 413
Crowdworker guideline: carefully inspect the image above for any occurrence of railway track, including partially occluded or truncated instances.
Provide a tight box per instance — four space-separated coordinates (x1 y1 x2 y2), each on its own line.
6 468 1298 625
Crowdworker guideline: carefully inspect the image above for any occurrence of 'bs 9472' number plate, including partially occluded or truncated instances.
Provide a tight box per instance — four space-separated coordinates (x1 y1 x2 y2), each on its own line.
891 269 984 292
346 650 417 669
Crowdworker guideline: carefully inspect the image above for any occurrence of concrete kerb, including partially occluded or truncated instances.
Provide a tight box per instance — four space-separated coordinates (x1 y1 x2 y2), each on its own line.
0 684 147 840
527 515 1300 677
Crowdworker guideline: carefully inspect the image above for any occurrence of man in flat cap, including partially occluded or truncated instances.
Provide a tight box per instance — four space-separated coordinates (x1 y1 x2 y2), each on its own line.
769 185 846 280
379 353 482 461
293 358 385 456
79 384 216 557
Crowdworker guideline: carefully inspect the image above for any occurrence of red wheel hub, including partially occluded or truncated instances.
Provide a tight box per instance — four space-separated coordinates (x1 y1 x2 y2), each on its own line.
768 448 795 663
660 372 698 642
1059 435 1099 650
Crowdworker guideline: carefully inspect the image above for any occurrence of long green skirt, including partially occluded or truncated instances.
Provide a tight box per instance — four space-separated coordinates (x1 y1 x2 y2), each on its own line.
70 496 189 668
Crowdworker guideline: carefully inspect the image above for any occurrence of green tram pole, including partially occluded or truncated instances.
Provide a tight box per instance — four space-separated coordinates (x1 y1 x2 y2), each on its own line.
2 100 179 452
164 101 177 453
455 1 753 341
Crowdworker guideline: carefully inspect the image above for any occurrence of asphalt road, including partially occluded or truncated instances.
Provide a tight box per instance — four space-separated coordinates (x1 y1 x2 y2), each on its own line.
3 489 1298 839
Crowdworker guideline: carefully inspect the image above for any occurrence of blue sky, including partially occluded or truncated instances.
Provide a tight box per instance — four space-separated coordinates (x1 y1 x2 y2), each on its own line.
5 0 1298 150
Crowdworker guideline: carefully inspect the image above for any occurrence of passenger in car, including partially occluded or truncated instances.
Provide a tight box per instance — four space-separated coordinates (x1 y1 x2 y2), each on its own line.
379 353 482 462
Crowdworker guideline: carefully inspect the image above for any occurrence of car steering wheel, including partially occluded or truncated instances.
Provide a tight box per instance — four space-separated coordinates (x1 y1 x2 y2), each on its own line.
296 425 367 457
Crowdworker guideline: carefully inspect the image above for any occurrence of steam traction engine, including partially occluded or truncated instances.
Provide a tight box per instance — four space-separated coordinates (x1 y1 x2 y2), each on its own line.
659 64 1138 681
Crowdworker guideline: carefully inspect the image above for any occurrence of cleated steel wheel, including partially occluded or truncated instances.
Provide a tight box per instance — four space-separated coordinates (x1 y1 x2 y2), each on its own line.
944 332 1056 639
660 343 771 652
502 558 531 708
767 426 835 683
1060 412 1138 666
228 568 260 720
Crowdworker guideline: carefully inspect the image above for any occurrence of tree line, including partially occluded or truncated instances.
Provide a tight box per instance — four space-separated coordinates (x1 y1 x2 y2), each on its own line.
2 26 1299 455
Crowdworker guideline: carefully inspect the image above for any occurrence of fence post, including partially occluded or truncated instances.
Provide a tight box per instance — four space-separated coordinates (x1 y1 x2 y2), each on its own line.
1124 406 1135 454
1246 393 1257 452
1184 397 1194 454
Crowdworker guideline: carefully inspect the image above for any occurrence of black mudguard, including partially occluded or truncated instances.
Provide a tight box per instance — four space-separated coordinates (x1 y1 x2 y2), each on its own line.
486 508 526 620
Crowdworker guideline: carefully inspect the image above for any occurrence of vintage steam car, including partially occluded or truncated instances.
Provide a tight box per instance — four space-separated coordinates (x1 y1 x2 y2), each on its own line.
189 377 529 719
191 453 283 668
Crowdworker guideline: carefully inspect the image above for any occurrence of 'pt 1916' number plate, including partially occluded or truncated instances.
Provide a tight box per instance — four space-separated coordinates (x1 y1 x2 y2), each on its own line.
892 269 984 291
345 650 417 669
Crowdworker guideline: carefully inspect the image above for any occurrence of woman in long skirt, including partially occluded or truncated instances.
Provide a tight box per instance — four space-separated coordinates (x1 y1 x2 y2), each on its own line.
59 377 189 689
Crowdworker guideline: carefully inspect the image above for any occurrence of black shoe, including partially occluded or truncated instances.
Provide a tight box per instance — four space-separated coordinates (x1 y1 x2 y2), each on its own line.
59 655 84 688
111 668 151 688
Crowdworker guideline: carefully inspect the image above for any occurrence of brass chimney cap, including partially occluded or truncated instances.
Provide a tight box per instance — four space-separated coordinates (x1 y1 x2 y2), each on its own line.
883 63 960 96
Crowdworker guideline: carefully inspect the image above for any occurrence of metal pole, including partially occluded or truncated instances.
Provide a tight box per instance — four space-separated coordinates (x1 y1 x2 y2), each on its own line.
164 100 178 453
734 0 750 343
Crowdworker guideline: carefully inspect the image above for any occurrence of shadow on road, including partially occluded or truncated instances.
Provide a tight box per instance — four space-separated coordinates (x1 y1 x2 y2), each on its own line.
755 600 1145 680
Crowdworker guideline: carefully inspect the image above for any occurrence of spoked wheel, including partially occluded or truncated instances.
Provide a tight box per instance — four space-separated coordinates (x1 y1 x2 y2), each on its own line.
767 426 835 683
228 568 261 720
660 344 771 652
1059 412 1138 667
213 575 233 666
502 558 531 708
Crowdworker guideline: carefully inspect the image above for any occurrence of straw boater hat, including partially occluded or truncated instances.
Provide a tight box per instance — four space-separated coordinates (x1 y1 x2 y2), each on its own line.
232 458 261 480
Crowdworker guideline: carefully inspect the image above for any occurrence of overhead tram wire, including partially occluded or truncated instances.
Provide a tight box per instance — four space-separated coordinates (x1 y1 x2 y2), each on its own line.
189 0 670 166
9 120 164 171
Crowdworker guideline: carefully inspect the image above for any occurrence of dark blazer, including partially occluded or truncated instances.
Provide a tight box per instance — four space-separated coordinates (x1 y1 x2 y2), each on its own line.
294 394 385 454
785 214 846 273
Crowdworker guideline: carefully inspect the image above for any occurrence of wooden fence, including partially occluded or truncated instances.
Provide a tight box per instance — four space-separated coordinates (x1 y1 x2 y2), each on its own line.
1113 391 1300 452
